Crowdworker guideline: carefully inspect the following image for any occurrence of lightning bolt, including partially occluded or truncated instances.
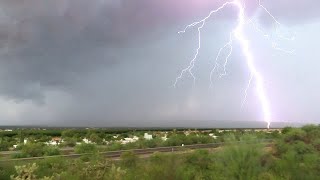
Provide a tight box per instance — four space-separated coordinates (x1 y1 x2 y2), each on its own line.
175 0 293 129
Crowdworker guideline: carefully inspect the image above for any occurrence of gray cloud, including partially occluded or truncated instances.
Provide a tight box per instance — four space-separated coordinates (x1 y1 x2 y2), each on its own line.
0 0 319 127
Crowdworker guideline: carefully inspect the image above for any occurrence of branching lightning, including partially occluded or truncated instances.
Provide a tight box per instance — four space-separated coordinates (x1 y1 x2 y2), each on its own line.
174 0 293 129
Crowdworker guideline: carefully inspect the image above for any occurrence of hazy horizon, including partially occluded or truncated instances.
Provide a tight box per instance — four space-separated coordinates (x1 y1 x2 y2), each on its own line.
0 120 311 129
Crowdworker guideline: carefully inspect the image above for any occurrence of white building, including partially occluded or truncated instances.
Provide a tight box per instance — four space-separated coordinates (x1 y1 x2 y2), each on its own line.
83 138 92 144
120 136 139 144
209 133 218 139
143 133 152 140
45 137 63 146
45 141 58 146
144 133 153 140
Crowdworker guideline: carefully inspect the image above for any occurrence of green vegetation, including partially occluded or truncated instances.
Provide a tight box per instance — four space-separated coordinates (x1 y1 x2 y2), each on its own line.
0 125 319 179
11 143 61 158
0 127 278 152
74 143 97 154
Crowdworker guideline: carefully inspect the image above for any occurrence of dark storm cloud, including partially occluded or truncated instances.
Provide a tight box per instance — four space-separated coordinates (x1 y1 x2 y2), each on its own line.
0 0 312 89
1 0 235 101
0 0 122 101
0 0 319 126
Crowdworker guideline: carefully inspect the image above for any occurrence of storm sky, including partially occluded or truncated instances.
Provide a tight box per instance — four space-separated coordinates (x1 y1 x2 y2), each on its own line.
0 0 319 127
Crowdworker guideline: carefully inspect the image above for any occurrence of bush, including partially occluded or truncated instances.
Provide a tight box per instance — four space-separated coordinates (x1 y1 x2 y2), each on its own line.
106 142 123 151
10 163 38 180
0 140 11 151
11 153 28 159
311 138 320 151
60 138 77 147
74 143 97 154
20 143 45 157
44 146 61 156
0 162 16 180
36 157 69 178
283 128 306 143
185 149 211 169
12 144 61 158
120 151 137 168
212 135 265 179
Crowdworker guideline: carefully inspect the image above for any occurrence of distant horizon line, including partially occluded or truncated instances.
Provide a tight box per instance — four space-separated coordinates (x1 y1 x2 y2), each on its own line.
0 120 317 129
0 125 305 129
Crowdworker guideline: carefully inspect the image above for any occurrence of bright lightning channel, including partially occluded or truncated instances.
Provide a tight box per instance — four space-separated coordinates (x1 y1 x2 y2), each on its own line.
174 0 293 129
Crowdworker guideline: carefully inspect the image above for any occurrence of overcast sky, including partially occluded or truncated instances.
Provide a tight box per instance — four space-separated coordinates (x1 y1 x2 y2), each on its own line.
0 0 319 128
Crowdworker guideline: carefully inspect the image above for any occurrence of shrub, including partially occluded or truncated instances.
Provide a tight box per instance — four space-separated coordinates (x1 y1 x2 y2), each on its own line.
120 151 137 168
44 146 61 156
74 143 97 154
20 143 45 157
10 163 38 180
11 153 28 159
